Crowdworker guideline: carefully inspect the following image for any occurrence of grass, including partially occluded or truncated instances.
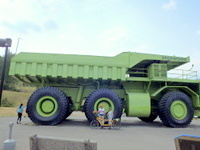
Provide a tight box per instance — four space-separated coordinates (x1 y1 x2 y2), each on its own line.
2 90 34 107
0 107 18 117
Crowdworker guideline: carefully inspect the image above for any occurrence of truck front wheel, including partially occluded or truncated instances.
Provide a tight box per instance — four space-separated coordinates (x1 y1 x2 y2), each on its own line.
84 89 123 122
27 87 69 125
158 91 194 128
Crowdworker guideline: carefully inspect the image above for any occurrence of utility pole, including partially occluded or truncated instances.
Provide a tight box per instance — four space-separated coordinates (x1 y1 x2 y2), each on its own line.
0 38 12 106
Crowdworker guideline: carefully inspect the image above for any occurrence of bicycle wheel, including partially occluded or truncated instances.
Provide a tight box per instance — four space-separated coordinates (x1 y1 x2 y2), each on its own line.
111 119 121 130
90 120 100 129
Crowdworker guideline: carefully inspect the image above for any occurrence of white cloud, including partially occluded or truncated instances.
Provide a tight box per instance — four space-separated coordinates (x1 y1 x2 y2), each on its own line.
162 0 176 10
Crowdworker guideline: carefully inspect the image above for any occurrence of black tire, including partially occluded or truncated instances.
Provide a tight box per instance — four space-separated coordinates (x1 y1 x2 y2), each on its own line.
138 113 158 122
90 120 100 129
64 97 73 119
158 91 194 128
84 89 123 122
111 119 121 130
27 87 69 125
64 109 73 119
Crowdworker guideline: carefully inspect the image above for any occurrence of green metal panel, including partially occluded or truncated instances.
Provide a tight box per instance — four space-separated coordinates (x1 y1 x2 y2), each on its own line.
52 64 57 77
62 64 68 78
42 63 47 76
31 63 37 76
123 82 151 117
112 67 117 80
126 52 190 70
103 66 107 80
83 65 89 79
126 92 151 117
72 65 78 78
148 63 167 79
9 52 128 81
21 62 26 75
9 52 190 84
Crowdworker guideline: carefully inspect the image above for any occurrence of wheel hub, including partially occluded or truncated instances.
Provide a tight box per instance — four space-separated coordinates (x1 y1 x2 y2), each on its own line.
41 100 55 114
36 96 58 117
170 100 187 120
94 97 114 112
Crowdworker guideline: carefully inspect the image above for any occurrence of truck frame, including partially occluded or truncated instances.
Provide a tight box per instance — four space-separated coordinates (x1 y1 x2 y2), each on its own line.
9 52 200 127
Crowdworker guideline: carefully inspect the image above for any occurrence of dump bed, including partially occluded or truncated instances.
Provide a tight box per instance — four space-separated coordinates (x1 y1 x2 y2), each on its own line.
9 52 190 84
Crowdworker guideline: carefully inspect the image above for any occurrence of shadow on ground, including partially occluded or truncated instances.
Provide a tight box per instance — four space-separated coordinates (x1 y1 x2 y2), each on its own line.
23 116 199 129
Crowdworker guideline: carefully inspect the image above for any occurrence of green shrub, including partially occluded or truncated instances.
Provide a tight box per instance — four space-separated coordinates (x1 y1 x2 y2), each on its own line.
1 98 13 107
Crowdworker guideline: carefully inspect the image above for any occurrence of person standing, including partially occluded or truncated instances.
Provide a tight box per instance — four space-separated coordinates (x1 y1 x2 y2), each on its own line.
107 107 114 125
17 103 24 124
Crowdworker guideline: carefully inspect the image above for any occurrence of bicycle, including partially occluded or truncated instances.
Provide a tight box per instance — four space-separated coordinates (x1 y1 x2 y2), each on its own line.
90 112 121 129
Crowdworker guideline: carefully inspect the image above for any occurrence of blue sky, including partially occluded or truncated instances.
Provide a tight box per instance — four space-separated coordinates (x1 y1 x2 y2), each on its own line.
0 0 200 75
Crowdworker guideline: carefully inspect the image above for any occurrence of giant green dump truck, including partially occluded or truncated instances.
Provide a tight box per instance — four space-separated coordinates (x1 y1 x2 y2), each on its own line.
9 52 200 127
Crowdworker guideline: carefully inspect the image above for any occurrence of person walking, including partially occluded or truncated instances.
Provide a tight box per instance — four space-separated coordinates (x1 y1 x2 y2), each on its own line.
17 103 24 124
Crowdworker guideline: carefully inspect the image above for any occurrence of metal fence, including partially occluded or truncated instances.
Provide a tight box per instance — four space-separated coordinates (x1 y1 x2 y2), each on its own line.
168 69 198 80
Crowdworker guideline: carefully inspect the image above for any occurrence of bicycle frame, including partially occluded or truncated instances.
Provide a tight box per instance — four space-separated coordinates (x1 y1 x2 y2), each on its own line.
92 112 121 128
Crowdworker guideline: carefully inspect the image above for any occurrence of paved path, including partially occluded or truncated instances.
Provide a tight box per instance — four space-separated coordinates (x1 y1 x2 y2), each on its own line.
1 113 200 150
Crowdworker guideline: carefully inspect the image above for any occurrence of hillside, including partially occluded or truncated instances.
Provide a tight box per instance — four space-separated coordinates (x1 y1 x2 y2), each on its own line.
2 89 35 107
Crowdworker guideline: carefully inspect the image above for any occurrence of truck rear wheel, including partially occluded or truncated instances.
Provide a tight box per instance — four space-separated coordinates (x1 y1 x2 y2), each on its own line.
158 91 194 128
84 89 123 122
27 87 69 125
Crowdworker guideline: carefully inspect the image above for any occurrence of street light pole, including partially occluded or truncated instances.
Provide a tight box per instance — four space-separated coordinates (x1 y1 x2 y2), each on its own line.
15 37 22 54
0 38 12 106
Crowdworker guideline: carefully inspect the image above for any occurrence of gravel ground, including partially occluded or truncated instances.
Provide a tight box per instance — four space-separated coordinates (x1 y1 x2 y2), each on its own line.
1 112 200 150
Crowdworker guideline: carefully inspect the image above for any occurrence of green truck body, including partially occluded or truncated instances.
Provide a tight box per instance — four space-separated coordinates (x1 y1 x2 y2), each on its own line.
9 52 200 127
